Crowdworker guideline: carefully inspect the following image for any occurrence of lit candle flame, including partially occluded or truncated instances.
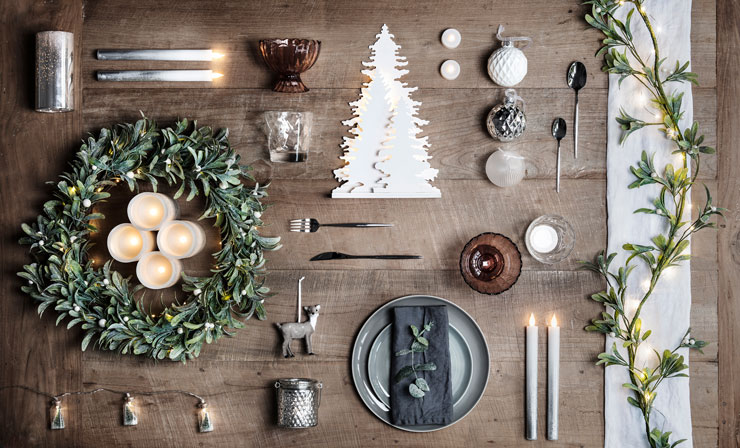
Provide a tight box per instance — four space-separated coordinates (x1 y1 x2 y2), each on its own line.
529 313 536 326
551 314 558 327
212 52 225 59
211 72 224 79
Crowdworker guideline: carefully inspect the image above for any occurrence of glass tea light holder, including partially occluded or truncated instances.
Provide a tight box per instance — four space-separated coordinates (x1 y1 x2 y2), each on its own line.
127 192 178 231
263 111 313 162
525 215 575 264
157 220 206 259
136 251 182 290
36 31 74 113
107 223 155 263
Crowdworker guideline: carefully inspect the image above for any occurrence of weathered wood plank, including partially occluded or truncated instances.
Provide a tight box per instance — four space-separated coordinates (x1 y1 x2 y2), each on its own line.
79 0 716 90
81 87 718 181
0 0 84 447
716 0 740 445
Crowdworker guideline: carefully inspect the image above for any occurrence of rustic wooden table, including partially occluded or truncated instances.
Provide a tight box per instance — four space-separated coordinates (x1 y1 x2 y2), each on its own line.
2 1 737 447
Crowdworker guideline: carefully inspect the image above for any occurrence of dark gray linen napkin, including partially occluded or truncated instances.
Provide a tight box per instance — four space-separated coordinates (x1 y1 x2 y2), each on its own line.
390 305 452 426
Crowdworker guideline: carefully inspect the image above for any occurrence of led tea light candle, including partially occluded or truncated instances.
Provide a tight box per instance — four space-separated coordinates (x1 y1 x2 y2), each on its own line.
441 28 461 49
526 313 538 440
440 60 460 80
529 224 559 253
547 314 560 441
157 220 206 259
136 251 182 290
106 223 154 263
127 192 177 231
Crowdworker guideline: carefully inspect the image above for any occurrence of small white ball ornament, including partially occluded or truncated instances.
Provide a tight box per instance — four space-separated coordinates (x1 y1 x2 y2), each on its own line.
177 328 184 334
487 25 532 87
98 318 107 328
82 198 91 208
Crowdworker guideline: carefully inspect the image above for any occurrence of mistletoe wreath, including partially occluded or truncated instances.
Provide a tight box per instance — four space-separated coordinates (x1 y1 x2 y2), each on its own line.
18 117 281 362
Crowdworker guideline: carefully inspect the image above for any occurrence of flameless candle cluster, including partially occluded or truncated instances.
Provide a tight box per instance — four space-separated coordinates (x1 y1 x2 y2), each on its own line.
106 192 205 289
526 313 560 441
439 28 461 80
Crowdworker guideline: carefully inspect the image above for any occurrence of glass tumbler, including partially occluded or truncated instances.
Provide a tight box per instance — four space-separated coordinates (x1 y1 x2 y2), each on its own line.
263 111 313 162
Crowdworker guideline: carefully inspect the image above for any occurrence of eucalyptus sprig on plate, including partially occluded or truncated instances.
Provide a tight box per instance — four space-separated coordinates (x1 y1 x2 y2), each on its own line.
18 116 281 362
394 321 437 399
582 1 722 446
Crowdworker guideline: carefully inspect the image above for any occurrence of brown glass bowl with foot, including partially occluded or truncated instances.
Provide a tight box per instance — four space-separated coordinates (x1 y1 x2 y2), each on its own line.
259 38 321 93
459 232 522 294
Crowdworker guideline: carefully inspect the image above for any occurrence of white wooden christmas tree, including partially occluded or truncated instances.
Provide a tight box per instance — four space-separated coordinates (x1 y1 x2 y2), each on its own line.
332 24 440 198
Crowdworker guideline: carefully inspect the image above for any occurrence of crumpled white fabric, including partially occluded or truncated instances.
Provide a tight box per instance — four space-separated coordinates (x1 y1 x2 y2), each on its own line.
605 1 694 447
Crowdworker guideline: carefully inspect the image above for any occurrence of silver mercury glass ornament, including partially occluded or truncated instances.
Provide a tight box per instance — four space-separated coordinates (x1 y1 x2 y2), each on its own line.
486 89 526 142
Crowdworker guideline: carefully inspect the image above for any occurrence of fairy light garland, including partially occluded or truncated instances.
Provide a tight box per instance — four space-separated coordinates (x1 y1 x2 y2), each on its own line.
0 385 213 432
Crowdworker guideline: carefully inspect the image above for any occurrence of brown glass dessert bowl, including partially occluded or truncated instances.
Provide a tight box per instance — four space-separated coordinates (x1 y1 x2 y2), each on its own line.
459 232 522 295
258 38 321 93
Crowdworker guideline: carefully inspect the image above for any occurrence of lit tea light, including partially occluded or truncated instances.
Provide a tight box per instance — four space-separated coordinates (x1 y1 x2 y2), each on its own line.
441 28 461 49
127 192 177 230
440 60 460 80
529 224 559 253
157 220 206 259
106 223 154 263
136 251 182 289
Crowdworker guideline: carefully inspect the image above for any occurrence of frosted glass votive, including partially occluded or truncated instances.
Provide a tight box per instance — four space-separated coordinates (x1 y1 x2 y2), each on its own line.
107 223 155 263
127 192 177 231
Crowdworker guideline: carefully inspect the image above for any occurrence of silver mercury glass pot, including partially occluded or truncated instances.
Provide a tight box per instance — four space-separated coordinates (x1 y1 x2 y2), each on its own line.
275 378 322 428
35 31 74 112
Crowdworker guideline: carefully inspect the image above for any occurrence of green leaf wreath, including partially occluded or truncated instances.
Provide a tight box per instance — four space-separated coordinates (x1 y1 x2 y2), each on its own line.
18 116 281 362
582 1 722 447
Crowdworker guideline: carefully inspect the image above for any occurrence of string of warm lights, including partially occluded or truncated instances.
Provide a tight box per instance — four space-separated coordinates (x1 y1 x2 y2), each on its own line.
0 385 214 433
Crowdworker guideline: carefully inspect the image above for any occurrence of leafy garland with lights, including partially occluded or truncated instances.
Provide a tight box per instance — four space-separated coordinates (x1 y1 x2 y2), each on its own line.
18 117 281 362
581 1 722 447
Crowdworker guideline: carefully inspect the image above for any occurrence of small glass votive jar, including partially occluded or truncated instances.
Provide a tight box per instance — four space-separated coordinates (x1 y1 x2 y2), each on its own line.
525 215 575 264
263 111 313 162
107 223 155 263
275 378 322 428
127 192 178 231
157 220 206 259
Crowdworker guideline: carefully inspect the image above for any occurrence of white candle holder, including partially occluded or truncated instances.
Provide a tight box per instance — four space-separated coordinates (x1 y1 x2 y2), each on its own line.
440 60 460 80
441 28 461 49
106 223 154 263
127 192 178 231
524 215 575 264
136 251 182 290
157 220 206 259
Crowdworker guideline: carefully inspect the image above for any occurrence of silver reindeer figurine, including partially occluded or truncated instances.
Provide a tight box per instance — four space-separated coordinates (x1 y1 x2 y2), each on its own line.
275 277 321 358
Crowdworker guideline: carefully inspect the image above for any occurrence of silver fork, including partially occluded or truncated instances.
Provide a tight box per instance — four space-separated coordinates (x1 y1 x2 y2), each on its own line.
290 219 393 233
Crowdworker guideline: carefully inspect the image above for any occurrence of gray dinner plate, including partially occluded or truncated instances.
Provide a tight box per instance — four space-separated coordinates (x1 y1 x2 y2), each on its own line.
351 295 490 432
368 324 473 408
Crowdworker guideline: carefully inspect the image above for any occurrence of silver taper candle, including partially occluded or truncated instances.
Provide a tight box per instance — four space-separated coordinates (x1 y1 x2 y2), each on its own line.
547 316 560 440
526 314 538 440
96 49 221 61
96 70 220 82
35 31 74 112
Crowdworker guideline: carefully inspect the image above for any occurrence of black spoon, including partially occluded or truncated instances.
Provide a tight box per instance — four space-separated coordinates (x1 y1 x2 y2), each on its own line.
567 61 587 159
551 118 567 193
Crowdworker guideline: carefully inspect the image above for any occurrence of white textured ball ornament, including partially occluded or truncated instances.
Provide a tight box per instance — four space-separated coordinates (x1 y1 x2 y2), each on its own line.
98 318 107 328
488 41 527 87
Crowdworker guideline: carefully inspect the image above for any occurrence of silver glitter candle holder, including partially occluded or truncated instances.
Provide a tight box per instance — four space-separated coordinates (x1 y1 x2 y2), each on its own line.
35 31 74 113
275 378 322 428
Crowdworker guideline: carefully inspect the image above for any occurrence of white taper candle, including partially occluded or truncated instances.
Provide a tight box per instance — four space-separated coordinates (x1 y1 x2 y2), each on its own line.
526 313 538 440
547 314 560 440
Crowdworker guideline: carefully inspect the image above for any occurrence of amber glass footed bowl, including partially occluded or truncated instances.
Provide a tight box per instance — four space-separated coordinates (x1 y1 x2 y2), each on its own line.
259 38 321 93
459 232 522 295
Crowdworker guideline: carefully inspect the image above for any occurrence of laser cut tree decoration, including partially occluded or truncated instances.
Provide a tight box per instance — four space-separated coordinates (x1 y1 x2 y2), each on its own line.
332 24 441 198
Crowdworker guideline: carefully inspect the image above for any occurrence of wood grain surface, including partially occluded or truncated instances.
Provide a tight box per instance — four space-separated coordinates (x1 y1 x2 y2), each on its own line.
0 0 730 447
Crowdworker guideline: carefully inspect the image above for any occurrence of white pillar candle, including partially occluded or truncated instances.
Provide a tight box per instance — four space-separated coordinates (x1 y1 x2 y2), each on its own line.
529 224 559 253
97 70 223 82
136 251 182 290
547 314 560 440
106 223 154 263
526 313 538 440
157 220 206 259
440 60 460 80
96 49 224 61
127 192 177 231
441 28 461 49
